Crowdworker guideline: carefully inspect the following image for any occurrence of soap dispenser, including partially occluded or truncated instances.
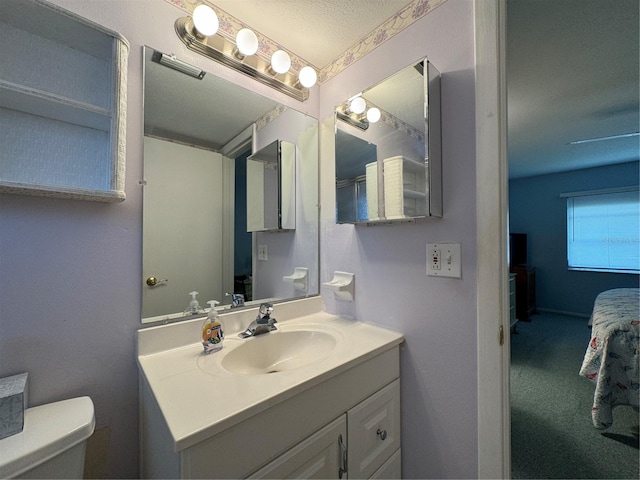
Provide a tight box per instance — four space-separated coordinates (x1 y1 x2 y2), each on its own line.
184 291 204 315
201 300 224 354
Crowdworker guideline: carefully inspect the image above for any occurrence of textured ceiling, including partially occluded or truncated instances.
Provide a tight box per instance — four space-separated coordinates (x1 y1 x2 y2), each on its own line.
210 0 414 67
507 0 639 178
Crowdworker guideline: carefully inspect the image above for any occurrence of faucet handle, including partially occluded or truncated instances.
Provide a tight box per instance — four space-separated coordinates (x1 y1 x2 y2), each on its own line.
258 302 273 317
225 292 245 308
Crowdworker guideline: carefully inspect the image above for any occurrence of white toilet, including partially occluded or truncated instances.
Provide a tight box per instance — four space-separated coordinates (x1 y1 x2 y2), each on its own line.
0 396 95 479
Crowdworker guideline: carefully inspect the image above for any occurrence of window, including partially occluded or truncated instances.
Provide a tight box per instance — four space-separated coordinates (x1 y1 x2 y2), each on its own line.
564 187 639 274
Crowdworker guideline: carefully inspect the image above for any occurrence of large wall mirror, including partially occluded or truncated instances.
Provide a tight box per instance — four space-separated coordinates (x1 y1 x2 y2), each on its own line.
142 46 319 323
335 59 442 224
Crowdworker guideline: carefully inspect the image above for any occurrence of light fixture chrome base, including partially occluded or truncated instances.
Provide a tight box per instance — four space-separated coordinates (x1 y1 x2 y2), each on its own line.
336 106 369 130
175 17 309 102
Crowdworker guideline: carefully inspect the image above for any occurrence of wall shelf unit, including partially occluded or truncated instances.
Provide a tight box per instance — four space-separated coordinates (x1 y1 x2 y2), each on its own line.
0 0 129 202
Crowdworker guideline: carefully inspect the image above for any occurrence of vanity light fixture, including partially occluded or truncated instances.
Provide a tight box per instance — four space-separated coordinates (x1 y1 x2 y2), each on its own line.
270 50 292 75
174 3 317 101
156 52 206 79
235 28 259 58
192 4 219 37
297 66 318 89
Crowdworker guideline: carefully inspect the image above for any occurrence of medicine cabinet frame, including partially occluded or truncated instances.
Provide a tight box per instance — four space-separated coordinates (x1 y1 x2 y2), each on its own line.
247 139 296 232
334 59 442 224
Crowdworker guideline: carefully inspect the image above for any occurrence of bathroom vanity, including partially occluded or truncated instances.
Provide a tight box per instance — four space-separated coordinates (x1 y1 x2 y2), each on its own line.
138 297 403 479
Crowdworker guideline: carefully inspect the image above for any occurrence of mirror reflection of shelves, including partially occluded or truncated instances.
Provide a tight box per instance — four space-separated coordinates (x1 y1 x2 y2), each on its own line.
334 58 442 225
0 0 129 202
383 156 427 219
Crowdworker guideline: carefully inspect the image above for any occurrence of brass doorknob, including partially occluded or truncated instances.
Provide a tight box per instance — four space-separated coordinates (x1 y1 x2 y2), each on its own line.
146 276 168 286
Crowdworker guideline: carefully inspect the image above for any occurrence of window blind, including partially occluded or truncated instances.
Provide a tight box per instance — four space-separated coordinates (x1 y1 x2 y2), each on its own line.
566 188 639 273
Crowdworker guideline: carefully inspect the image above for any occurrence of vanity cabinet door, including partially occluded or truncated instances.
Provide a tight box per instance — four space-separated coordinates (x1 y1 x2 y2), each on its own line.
248 415 346 479
347 379 401 479
370 448 401 479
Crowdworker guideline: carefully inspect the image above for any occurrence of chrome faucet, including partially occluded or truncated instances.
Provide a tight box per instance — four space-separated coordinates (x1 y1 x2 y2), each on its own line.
239 303 277 338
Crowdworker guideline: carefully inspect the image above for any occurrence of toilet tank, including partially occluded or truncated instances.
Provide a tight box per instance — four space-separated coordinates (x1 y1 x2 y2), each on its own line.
0 397 95 479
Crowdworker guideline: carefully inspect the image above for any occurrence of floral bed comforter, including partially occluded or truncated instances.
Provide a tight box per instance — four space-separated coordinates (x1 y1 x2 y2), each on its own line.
579 288 640 429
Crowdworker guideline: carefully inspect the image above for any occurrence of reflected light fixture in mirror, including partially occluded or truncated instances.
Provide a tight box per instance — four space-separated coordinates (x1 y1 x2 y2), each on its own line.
349 96 367 115
336 96 381 131
366 107 381 123
175 4 317 101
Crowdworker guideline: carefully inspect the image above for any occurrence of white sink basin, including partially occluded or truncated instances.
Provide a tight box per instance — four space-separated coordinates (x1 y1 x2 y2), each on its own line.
220 330 337 375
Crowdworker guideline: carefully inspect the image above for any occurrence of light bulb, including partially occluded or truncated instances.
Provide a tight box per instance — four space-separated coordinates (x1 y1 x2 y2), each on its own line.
271 50 291 74
349 96 366 115
298 66 317 88
236 28 258 56
193 4 219 37
366 107 381 123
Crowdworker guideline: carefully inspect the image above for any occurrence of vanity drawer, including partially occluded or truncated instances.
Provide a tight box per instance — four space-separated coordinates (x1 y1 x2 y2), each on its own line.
347 379 400 479
370 448 401 479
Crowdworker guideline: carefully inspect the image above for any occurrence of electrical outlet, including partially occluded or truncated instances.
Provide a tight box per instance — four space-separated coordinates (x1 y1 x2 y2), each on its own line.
431 248 441 270
427 243 461 278
258 244 268 261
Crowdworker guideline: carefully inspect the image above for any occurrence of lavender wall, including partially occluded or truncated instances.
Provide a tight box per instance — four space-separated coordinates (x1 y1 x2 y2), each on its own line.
1 0 479 478
0 1 317 477
319 1 478 478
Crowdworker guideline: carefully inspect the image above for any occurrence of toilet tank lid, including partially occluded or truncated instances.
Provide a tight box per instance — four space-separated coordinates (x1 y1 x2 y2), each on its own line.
0 396 95 478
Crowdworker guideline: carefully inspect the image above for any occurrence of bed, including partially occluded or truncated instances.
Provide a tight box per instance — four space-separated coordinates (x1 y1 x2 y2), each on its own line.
579 288 640 429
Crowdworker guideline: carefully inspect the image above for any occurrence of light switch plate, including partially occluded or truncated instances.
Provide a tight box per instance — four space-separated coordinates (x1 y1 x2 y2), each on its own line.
427 243 461 278
258 244 268 261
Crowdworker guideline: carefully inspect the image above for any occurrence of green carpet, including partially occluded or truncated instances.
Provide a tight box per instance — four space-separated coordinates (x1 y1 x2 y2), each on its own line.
510 311 639 479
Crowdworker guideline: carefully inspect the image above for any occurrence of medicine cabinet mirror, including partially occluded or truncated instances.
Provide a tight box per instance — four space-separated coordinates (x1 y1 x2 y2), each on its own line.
247 139 296 232
142 46 319 323
335 59 442 224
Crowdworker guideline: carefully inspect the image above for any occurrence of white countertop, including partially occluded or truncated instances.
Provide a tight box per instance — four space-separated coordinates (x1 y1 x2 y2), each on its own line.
137 298 403 451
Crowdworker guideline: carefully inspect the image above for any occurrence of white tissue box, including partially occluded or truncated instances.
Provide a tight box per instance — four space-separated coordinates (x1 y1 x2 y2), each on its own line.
0 373 28 439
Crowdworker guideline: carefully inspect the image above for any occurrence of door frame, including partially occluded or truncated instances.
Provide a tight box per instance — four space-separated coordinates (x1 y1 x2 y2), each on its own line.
475 0 510 478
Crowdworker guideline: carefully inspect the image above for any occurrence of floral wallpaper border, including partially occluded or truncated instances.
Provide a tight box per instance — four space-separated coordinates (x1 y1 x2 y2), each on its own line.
164 0 446 85
255 105 288 131
380 110 425 143
319 0 447 83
